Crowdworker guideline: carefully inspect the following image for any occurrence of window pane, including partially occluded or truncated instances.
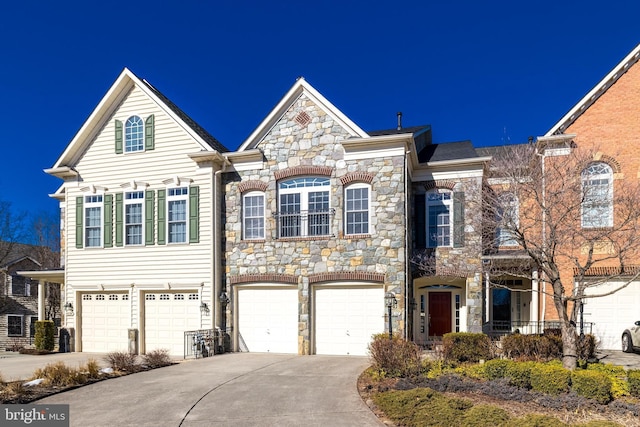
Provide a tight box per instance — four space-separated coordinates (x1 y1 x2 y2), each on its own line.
8 315 22 336
243 195 265 239
581 163 612 228
126 202 143 245
168 199 187 243
428 204 450 247
125 116 144 152
346 187 369 235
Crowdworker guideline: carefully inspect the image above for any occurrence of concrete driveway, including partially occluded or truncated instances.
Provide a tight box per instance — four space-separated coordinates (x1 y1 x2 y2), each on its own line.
35 353 384 427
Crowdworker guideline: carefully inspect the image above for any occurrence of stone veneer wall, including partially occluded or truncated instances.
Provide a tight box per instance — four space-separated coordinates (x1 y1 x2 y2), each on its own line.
411 176 484 333
223 94 407 353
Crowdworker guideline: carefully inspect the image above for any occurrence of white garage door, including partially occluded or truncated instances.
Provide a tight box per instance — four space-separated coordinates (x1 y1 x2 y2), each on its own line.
584 281 640 350
81 293 130 353
145 292 201 356
315 286 384 356
237 287 298 353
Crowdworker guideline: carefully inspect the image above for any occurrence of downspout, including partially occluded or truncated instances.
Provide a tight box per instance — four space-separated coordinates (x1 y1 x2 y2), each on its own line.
404 149 410 340
214 155 231 333
535 147 547 323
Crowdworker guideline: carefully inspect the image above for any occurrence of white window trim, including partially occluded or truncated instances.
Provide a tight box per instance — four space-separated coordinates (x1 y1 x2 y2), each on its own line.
124 115 145 153
7 314 23 337
167 185 189 244
497 193 519 246
426 189 452 248
278 177 331 238
344 183 371 236
581 163 613 228
125 190 145 246
85 193 104 248
243 191 265 240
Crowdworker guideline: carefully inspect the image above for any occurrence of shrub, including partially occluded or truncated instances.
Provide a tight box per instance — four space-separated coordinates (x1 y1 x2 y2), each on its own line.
442 332 493 363
483 359 512 380
501 333 562 361
576 334 597 361
373 387 472 426
461 404 510 427
508 414 567 426
368 333 422 377
32 361 85 387
104 351 139 372
586 363 629 398
530 364 570 395
571 370 612 404
34 320 55 351
425 359 458 379
505 361 536 389
628 369 640 398
142 349 172 368
82 359 101 379
454 363 487 380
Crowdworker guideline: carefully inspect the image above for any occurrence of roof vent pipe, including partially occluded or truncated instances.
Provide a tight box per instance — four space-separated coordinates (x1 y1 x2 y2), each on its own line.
397 112 402 130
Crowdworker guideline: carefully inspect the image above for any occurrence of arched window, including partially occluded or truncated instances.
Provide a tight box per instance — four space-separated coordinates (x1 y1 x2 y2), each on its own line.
581 162 613 228
125 115 144 152
278 177 331 238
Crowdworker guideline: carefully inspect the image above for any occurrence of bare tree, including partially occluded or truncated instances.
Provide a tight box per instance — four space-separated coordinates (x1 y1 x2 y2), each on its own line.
0 200 28 267
483 141 640 369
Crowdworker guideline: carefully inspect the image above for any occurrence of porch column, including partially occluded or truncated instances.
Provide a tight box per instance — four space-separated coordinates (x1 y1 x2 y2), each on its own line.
531 269 539 322
38 281 45 320
484 273 490 323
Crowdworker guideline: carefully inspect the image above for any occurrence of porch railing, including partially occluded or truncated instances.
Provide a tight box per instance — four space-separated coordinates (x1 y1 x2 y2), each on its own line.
482 320 593 336
275 209 334 238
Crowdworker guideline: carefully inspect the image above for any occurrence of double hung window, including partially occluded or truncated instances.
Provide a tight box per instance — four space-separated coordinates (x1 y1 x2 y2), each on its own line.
427 191 451 247
8 315 22 336
278 177 331 238
243 192 265 239
497 193 519 246
125 191 144 245
345 184 369 235
168 187 188 243
85 195 103 247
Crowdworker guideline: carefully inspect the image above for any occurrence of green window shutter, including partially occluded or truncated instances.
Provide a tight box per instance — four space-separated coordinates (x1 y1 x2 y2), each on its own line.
104 194 113 248
189 186 199 243
453 192 465 248
145 114 155 151
414 194 426 249
115 193 123 247
157 189 166 245
145 190 155 245
115 120 123 154
76 197 84 249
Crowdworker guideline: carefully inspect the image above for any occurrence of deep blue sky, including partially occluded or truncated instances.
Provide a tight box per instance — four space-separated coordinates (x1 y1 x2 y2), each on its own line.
2 0 640 218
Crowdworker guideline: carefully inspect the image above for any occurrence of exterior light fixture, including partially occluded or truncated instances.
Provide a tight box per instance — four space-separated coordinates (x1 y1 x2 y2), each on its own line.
64 302 74 316
200 302 210 316
384 292 397 339
220 291 230 305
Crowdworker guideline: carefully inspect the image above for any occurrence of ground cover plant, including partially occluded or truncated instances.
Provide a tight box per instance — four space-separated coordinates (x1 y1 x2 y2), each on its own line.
361 333 640 426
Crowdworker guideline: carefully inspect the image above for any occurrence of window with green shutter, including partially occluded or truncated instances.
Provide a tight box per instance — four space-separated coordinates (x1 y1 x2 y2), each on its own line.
145 115 155 151
115 193 123 247
453 192 465 248
157 189 166 245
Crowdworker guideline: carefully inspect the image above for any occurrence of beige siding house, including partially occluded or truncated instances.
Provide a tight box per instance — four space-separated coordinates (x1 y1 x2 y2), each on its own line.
45 68 228 356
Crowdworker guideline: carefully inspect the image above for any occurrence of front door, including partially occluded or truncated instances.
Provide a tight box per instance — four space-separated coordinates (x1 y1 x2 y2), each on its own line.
492 288 511 331
428 292 452 336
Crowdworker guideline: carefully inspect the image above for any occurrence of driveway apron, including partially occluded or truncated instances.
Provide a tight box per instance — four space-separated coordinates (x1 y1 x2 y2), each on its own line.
36 353 384 427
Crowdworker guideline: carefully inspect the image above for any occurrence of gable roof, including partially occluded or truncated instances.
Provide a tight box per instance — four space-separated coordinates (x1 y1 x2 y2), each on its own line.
546 43 640 136
51 68 227 169
237 77 368 151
